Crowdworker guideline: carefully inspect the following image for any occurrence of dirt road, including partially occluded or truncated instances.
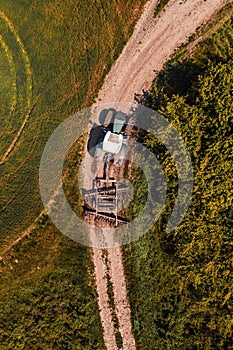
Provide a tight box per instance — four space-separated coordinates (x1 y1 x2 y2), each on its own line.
84 0 228 349
98 0 227 104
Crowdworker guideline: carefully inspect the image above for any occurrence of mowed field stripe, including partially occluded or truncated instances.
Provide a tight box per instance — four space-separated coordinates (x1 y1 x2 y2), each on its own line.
0 10 34 163
0 95 40 165
0 34 17 111
0 10 32 110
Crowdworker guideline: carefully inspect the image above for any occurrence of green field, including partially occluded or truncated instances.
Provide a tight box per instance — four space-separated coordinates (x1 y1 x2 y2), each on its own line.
123 10 233 350
0 0 147 348
0 0 146 248
1 224 107 349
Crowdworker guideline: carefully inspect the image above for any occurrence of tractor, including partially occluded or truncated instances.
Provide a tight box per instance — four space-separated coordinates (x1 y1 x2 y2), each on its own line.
88 110 129 166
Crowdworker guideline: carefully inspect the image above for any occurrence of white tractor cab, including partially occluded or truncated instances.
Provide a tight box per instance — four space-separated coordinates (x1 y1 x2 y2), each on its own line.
102 131 123 154
94 111 128 163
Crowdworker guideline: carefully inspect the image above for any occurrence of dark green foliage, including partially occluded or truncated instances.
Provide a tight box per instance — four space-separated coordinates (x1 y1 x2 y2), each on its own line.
154 0 170 17
123 15 233 349
194 16 233 66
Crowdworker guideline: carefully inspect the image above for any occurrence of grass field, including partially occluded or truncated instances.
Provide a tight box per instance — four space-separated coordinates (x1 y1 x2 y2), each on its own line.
0 0 147 248
0 0 147 348
1 223 107 349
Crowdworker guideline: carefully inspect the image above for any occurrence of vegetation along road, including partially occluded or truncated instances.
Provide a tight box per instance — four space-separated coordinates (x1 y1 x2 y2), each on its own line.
83 0 229 349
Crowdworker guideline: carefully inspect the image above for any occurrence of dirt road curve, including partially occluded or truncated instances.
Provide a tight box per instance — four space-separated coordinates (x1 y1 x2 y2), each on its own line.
98 0 227 104
88 0 227 349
